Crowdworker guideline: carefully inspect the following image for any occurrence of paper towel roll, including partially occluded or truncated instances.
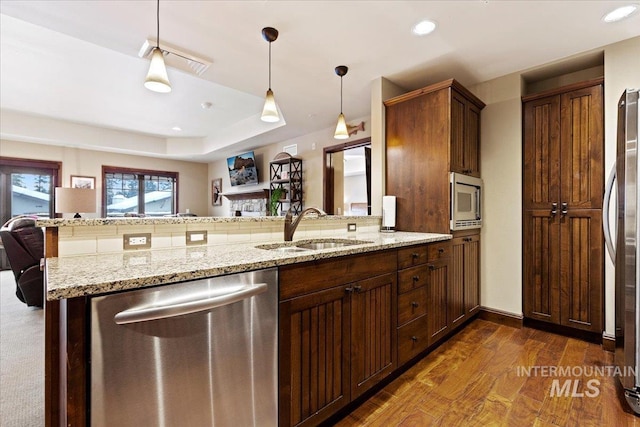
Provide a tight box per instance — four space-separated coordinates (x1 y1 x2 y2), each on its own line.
381 195 396 232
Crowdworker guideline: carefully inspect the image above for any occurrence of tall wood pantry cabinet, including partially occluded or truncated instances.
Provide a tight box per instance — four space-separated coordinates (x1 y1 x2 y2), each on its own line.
522 78 604 333
384 78 485 337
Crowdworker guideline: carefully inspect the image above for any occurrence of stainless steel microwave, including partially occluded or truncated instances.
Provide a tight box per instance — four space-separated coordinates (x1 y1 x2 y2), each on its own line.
450 172 482 230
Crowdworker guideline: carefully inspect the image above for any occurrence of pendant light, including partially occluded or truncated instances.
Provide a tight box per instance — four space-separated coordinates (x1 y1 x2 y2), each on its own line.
261 27 280 122
334 65 349 139
144 0 171 93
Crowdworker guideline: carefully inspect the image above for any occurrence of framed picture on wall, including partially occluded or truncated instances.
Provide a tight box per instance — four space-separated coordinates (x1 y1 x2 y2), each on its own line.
70 175 95 189
212 178 222 206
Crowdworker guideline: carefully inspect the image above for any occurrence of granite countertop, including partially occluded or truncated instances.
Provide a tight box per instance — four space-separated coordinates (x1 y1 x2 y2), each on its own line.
37 215 380 227
45 231 451 300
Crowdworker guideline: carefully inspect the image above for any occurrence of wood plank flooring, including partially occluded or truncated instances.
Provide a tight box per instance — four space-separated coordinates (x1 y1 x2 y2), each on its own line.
334 319 639 426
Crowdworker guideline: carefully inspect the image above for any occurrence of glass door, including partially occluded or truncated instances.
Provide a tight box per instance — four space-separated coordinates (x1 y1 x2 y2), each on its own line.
0 157 60 269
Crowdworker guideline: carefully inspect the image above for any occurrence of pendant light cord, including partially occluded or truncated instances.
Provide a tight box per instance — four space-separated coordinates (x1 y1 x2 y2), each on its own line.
340 76 343 114
156 0 160 49
268 41 272 90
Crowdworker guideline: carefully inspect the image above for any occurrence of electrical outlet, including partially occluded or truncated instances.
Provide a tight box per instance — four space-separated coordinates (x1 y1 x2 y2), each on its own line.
347 223 357 232
123 233 152 250
186 230 208 246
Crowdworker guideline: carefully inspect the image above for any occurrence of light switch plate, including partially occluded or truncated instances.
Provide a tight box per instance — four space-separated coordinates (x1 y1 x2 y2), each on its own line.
347 223 357 232
186 230 208 246
123 233 152 250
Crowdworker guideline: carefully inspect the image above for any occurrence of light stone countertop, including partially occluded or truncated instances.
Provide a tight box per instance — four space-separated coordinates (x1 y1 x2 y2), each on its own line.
45 231 451 300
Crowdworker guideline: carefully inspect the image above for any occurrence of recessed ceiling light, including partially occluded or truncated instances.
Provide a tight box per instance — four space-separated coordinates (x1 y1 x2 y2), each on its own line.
201 101 213 109
171 126 182 131
412 20 437 36
603 4 638 22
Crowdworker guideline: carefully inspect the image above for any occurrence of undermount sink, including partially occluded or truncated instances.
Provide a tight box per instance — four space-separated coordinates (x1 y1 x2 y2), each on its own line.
256 238 373 252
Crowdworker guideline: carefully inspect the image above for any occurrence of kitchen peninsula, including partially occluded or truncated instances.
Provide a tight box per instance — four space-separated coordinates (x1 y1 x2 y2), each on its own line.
39 215 461 426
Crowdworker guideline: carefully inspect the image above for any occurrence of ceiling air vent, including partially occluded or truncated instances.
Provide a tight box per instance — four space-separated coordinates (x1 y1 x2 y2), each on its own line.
138 39 212 76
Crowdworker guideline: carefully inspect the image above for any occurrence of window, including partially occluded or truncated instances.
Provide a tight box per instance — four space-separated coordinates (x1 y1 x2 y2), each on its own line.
0 157 61 223
103 167 177 217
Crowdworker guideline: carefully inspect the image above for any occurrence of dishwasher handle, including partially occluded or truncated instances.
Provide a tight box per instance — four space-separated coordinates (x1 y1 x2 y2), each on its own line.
114 282 268 325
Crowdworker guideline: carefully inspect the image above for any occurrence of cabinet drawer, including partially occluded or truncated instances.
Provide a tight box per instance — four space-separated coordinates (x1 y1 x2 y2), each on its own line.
398 287 428 326
397 316 429 366
427 241 451 261
397 265 429 294
397 246 428 269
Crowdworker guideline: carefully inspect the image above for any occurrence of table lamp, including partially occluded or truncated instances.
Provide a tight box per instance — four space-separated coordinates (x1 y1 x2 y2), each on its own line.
55 187 97 218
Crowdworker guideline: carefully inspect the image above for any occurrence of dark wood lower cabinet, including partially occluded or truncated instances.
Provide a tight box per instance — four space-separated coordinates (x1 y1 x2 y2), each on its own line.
426 258 449 345
349 273 397 399
523 209 603 333
279 286 351 427
279 242 480 427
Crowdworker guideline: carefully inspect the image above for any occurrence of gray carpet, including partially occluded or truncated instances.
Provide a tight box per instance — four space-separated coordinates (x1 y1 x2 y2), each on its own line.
0 270 44 427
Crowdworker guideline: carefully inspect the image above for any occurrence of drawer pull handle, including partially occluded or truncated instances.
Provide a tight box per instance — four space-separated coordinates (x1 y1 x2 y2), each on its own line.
428 265 435 271
412 253 420 259
353 285 362 293
345 287 353 293
411 336 418 342
438 248 444 254
411 301 419 308
412 275 420 282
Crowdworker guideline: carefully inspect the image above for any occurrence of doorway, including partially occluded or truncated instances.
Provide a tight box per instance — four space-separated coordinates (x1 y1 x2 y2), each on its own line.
323 138 371 215
0 157 61 269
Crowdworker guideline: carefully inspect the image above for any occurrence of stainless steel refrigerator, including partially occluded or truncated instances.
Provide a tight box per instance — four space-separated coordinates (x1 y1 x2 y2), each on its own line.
604 88 640 414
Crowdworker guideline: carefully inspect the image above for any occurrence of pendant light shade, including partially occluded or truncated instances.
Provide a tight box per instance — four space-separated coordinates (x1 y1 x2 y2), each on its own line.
334 65 349 139
145 47 171 93
261 27 280 122
334 113 349 139
145 0 171 93
261 89 279 122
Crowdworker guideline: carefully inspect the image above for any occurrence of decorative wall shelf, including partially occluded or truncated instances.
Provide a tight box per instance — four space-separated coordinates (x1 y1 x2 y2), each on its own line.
221 189 270 201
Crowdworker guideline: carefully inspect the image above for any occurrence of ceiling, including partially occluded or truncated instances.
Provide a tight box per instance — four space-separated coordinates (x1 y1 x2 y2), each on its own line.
1 1 639 162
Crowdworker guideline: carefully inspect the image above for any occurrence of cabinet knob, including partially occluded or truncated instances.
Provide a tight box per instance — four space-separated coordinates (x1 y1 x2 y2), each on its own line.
411 336 418 342
411 301 419 308
438 247 444 254
353 285 362 293
412 253 420 259
428 265 435 271
551 202 558 216
345 287 353 293
561 202 568 215
412 275 420 282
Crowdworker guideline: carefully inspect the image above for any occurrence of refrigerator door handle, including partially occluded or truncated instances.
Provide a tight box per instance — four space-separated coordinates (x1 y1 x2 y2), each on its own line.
603 163 617 264
114 282 268 324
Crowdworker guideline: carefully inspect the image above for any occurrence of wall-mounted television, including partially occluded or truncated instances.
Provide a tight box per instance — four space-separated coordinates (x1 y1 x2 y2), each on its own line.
227 151 259 186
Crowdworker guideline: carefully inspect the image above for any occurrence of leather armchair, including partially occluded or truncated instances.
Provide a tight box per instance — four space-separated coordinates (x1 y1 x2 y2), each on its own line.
0 216 44 308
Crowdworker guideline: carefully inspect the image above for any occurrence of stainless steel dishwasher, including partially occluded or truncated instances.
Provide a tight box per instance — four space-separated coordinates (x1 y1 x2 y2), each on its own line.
90 268 278 427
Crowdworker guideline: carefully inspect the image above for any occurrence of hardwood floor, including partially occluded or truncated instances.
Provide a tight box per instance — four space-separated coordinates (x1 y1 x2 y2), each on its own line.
334 319 639 426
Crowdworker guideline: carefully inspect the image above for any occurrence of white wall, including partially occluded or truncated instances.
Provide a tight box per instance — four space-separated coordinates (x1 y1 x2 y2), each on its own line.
470 74 524 315
603 36 640 336
0 139 209 217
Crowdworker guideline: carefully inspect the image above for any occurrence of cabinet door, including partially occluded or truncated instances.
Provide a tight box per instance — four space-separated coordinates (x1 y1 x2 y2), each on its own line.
559 209 603 332
451 92 481 177
523 210 561 323
350 273 396 399
449 237 466 328
559 84 603 210
523 94 561 211
426 259 449 345
279 287 350 427
464 234 481 316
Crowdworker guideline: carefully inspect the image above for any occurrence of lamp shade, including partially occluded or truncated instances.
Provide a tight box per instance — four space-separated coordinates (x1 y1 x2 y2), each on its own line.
261 89 279 122
144 47 172 93
334 113 349 139
55 188 97 218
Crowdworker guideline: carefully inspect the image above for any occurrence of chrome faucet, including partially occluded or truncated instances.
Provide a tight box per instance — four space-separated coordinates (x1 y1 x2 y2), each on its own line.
284 207 327 241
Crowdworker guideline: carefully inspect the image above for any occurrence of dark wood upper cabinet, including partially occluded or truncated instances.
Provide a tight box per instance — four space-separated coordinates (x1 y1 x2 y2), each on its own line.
522 79 604 334
385 79 485 234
